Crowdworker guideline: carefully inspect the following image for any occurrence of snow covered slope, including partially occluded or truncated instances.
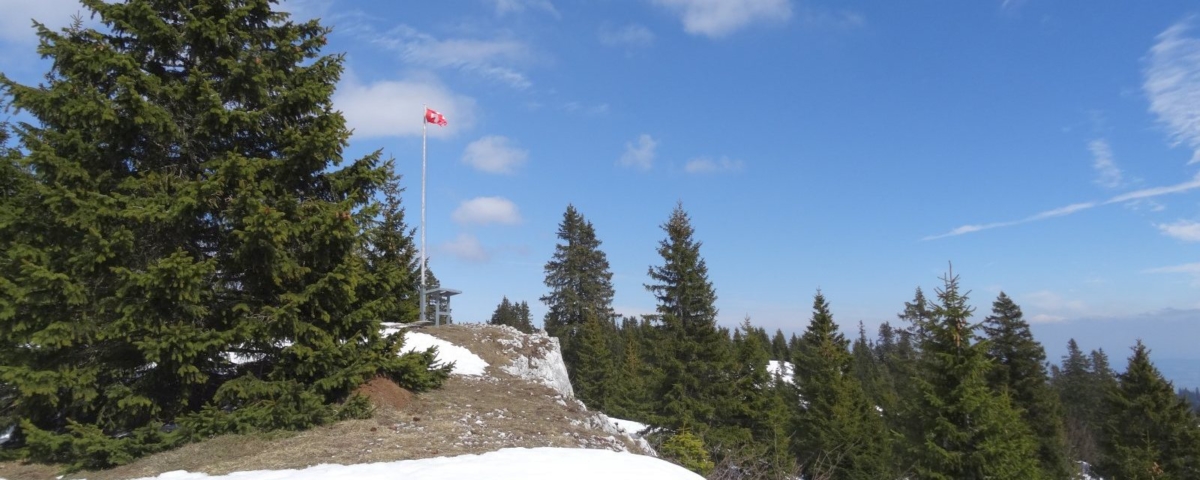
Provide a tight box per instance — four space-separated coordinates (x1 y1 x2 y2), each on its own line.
128 448 701 480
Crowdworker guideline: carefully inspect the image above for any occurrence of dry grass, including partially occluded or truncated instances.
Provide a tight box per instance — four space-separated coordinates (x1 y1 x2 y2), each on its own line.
0 324 645 480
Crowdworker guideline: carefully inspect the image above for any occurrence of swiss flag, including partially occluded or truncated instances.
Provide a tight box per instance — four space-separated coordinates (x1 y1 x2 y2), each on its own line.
424 108 448 127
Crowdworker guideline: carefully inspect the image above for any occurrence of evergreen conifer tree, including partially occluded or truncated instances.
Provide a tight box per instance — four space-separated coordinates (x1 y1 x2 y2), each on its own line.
982 292 1071 478
573 312 619 412
0 1 446 468
644 204 735 436
852 322 893 419
1097 341 1200 480
791 292 892 480
541 205 615 378
771 329 789 361
906 271 1041 480
724 318 793 476
1053 339 1106 468
515 301 533 333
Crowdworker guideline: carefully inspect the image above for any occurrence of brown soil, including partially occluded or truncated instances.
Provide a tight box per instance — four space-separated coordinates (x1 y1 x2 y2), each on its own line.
0 324 645 480
354 376 414 411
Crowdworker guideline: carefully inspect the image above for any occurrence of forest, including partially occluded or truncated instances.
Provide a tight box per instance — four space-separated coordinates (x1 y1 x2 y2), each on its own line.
502 203 1200 479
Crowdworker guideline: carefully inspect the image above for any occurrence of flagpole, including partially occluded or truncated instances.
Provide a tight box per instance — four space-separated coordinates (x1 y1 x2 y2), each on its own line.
420 105 428 324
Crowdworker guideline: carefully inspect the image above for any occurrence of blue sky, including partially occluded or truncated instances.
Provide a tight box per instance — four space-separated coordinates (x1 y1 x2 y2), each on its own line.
3 1 1200 369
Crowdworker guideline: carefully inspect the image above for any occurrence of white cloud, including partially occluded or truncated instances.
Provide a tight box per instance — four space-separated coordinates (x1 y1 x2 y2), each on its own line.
364 25 533 89
795 7 865 29
1028 202 1098 221
0 0 86 43
1143 262 1200 276
1105 172 1200 204
562 102 610 115
462 136 528 174
924 202 1095 240
487 0 558 17
685 156 744 174
278 0 331 22
619 134 658 170
651 0 792 38
1144 16 1200 164
452 197 522 225
439 233 490 263
599 24 656 48
925 173 1200 240
1089 139 1123 188
1021 290 1088 323
333 74 476 139
1029 313 1066 323
1157 220 1200 242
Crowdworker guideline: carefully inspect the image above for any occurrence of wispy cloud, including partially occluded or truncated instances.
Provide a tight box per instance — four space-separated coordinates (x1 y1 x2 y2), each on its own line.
452 197 523 226
1089 139 1124 188
439 233 490 263
486 0 559 17
278 0 330 22
924 171 1200 239
360 24 533 89
651 0 792 38
462 136 528 174
333 73 476 139
562 102 610 115
923 202 1097 240
1104 172 1200 204
1022 290 1088 324
619 134 658 171
795 6 865 29
599 23 656 48
685 156 744 174
1157 220 1200 242
1143 262 1200 275
1142 262 1200 285
1144 16 1200 164
0 0 89 44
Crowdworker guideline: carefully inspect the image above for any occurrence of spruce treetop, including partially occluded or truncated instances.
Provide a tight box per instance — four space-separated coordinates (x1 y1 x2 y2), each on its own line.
646 203 717 326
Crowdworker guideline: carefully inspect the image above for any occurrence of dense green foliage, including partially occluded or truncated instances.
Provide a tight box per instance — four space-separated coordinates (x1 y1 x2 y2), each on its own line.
1096 342 1200 480
0 0 447 469
488 297 533 334
536 203 1200 479
982 293 1071 478
791 293 892 479
540 204 615 379
905 273 1041 480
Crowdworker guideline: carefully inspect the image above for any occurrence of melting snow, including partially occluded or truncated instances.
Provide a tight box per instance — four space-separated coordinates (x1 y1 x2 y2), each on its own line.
399 331 489 376
130 447 701 480
767 360 794 384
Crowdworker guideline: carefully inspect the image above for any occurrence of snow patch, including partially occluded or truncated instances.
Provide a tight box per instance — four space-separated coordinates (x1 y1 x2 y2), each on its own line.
609 417 648 436
767 360 794 384
400 332 489 376
130 447 701 480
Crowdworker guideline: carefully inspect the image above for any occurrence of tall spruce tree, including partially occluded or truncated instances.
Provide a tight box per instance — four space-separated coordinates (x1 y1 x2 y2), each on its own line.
771 329 789 361
541 204 615 378
851 322 893 421
1097 341 1200 480
791 292 892 480
982 293 1071 479
573 312 619 412
0 1 446 468
1053 339 1106 468
644 204 735 436
906 271 1041 480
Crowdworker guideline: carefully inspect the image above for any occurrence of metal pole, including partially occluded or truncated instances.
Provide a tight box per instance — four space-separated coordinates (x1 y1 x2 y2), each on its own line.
420 105 427 324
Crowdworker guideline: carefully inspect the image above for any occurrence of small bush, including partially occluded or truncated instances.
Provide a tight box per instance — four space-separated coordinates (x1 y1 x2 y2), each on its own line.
661 430 715 476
